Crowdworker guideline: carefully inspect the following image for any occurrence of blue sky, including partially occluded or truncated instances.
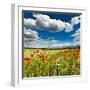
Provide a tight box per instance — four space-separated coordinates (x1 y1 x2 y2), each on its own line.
23 11 81 48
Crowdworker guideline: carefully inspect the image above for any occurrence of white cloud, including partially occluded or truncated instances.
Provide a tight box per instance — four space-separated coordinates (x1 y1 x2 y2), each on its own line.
24 37 80 48
24 27 39 47
24 18 37 29
64 23 73 32
71 29 80 37
71 29 80 42
24 38 62 48
24 13 73 33
33 14 65 32
71 15 81 26
24 27 39 41
52 41 80 48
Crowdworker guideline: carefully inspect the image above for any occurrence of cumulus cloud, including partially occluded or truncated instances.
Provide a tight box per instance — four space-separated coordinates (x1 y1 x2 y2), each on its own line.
24 18 37 29
71 29 80 37
71 29 80 42
24 13 74 33
71 15 81 26
24 27 39 41
64 23 73 32
33 14 66 32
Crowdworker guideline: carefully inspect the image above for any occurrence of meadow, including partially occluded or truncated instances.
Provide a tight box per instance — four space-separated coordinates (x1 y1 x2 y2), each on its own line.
24 48 80 77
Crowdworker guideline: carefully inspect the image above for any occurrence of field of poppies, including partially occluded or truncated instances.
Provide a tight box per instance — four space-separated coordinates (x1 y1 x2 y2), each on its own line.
24 48 80 78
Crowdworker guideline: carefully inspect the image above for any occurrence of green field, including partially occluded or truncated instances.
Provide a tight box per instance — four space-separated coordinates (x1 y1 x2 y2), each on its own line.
24 48 80 77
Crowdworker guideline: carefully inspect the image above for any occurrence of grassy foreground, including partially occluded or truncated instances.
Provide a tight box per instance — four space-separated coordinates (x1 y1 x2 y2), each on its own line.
24 48 80 77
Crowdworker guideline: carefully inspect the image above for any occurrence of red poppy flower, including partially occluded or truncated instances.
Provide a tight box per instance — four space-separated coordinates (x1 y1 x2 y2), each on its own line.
24 57 32 61
31 54 34 57
36 50 39 53
41 57 46 61
64 55 67 60
39 55 44 58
